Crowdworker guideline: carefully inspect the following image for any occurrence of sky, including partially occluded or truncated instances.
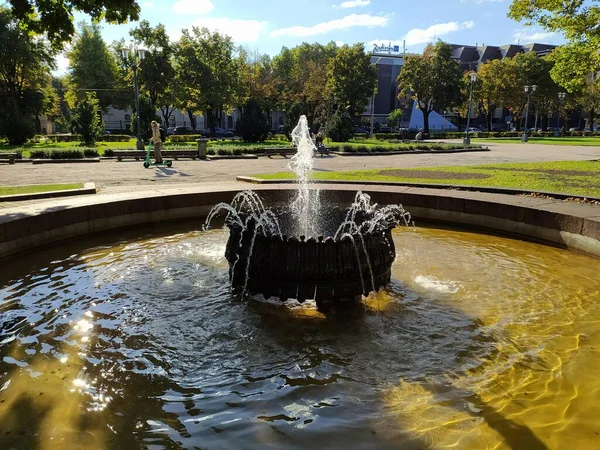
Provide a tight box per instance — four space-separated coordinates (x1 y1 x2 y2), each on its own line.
54 0 565 74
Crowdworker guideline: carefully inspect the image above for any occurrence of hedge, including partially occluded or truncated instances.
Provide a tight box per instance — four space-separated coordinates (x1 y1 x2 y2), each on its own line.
42 134 132 143
330 143 480 153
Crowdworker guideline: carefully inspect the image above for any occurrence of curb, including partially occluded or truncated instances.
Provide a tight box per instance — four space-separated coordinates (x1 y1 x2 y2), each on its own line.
31 158 101 164
0 182 97 202
235 177 600 203
331 147 489 156
207 154 259 160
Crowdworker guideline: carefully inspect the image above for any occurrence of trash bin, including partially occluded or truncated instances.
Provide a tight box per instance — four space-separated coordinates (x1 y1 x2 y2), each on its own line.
196 138 208 159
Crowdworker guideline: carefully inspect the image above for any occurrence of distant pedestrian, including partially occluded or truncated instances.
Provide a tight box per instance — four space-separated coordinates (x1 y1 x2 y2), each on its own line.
150 120 163 163
415 131 423 142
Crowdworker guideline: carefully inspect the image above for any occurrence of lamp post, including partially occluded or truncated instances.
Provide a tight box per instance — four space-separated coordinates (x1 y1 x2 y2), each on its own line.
556 92 566 137
370 57 382 138
521 84 537 142
121 43 146 150
464 71 477 146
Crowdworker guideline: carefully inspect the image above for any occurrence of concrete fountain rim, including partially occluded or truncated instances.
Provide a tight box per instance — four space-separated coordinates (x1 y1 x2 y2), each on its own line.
0 182 599 261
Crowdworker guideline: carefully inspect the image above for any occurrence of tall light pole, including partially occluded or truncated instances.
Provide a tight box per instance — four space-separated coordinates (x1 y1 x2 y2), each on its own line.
121 43 146 150
521 84 537 142
370 57 382 138
464 71 477 146
556 92 566 137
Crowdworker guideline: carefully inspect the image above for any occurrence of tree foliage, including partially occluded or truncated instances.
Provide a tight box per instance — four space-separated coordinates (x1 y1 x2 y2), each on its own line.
66 22 124 111
0 6 55 144
509 0 600 92
326 108 354 142
130 94 161 140
236 99 270 142
70 92 104 146
130 20 177 127
397 41 464 133
175 27 243 133
325 43 376 117
7 0 140 49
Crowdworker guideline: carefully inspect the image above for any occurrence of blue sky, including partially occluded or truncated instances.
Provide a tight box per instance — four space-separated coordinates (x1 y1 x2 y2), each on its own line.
56 0 564 73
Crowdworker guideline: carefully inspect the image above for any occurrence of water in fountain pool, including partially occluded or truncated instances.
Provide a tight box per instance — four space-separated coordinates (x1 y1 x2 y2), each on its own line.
1 223 599 449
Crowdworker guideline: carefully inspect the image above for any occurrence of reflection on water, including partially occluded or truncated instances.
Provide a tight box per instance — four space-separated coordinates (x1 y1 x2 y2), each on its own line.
0 225 599 449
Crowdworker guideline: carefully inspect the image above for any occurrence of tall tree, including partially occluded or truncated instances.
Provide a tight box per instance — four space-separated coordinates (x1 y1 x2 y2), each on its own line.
0 7 55 144
7 0 140 49
325 43 377 117
66 22 123 111
70 92 104 146
130 20 177 127
509 0 600 92
175 27 244 134
397 40 464 133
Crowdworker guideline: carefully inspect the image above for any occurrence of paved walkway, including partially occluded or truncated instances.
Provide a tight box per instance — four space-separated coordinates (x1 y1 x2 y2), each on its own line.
1 141 598 197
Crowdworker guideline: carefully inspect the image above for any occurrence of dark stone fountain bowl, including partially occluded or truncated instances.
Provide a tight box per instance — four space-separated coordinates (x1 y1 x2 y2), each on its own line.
224 209 396 310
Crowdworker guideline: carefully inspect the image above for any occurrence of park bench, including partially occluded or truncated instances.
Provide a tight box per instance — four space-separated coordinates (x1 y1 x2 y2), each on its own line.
0 153 16 164
264 147 296 158
114 149 199 161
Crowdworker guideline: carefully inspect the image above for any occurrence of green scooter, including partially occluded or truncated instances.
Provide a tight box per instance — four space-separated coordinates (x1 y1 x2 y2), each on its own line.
143 142 172 168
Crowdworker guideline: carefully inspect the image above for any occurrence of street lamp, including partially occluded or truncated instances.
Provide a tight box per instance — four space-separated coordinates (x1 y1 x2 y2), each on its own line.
556 92 566 137
370 57 383 138
121 43 146 150
521 84 537 142
464 71 477 146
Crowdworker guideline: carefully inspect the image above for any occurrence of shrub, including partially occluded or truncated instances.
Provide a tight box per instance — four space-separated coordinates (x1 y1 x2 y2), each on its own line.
326 108 354 142
70 92 104 146
236 99 270 142
83 148 99 157
207 148 216 155
103 149 115 157
99 134 132 142
30 149 48 159
217 148 230 155
0 107 35 145
232 148 243 155
169 134 204 142
50 149 84 159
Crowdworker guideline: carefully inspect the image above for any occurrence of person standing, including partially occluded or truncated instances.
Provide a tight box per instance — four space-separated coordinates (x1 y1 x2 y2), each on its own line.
150 120 163 163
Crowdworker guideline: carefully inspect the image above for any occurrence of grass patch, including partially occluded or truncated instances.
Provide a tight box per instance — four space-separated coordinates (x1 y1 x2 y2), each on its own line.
0 183 84 196
472 137 600 146
255 160 600 197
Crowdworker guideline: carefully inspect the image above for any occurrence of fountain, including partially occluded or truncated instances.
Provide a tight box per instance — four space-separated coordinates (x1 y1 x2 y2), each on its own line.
205 116 412 308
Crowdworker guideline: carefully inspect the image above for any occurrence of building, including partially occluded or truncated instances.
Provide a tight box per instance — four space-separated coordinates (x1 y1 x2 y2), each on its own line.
364 42 559 131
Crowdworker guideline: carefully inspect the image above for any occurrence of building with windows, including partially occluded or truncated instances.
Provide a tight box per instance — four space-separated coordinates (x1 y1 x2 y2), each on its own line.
364 42 559 131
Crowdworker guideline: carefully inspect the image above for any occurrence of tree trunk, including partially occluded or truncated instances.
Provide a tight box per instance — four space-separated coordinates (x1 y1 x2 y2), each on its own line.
486 113 492 131
423 109 430 134
187 110 196 130
589 108 595 131
161 106 174 129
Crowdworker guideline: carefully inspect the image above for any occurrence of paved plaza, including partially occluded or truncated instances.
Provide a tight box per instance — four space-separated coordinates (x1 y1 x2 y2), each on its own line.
1 141 599 196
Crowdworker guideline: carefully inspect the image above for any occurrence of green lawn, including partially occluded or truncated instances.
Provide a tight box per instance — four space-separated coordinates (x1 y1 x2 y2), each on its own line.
472 137 600 146
0 183 83 196
255 160 600 197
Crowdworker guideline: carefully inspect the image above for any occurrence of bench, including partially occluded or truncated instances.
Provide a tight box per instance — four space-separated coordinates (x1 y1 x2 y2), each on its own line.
264 147 296 158
114 149 199 161
0 153 16 164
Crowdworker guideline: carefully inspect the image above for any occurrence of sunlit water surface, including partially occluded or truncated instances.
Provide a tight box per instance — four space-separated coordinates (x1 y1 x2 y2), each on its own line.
1 225 599 449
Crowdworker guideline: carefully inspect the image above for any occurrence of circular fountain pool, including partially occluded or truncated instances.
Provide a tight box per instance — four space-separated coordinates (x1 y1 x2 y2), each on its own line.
0 223 598 449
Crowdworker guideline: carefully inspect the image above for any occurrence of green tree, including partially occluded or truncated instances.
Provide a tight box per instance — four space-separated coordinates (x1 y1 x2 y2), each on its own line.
325 43 376 117
130 20 177 127
509 0 600 92
175 27 244 134
236 99 270 142
397 41 464 133
71 92 104 146
0 7 55 144
130 94 161 140
577 79 600 131
387 109 404 129
7 0 140 49
66 22 124 111
326 107 354 142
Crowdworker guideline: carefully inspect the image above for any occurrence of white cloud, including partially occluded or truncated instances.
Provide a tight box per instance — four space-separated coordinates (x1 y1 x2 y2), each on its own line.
513 29 557 43
181 18 268 43
335 40 345 47
403 21 474 46
335 0 371 8
172 0 214 15
270 14 388 38
142 1 154 9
